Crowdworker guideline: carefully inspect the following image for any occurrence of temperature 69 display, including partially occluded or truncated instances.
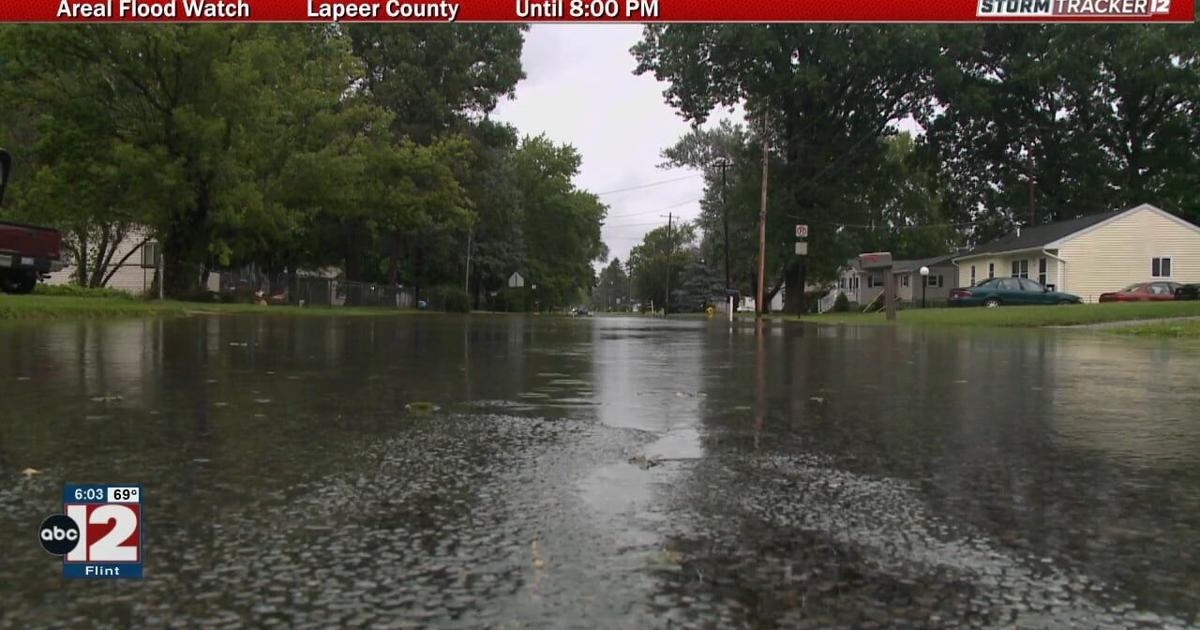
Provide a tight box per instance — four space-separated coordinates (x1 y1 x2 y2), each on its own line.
38 484 144 579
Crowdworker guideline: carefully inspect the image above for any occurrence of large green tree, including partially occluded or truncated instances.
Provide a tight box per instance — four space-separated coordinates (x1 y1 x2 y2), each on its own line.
343 25 528 284
634 25 944 314
627 221 697 312
514 136 608 308
592 257 630 312
0 25 370 295
925 25 1200 240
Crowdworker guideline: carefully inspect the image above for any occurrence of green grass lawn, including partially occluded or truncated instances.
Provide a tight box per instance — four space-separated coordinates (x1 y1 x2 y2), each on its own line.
0 294 429 320
785 301 1200 328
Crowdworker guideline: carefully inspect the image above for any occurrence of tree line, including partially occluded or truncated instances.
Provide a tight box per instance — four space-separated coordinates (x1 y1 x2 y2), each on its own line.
624 24 1198 314
0 25 608 308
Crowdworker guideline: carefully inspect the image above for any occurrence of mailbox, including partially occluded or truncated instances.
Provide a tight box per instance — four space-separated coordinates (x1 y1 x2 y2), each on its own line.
858 252 893 270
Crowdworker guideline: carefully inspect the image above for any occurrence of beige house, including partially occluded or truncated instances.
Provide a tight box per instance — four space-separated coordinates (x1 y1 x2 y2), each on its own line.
837 254 958 306
953 204 1200 302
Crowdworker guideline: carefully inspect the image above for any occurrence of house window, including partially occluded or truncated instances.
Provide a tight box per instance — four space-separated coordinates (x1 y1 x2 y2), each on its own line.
1152 257 1172 278
1011 259 1029 279
1038 258 1047 285
901 275 909 288
839 278 845 289
970 265 976 286
924 275 943 288
868 273 884 288
988 263 995 279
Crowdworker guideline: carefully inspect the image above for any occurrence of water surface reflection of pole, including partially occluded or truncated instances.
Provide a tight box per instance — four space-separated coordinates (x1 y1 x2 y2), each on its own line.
754 318 766 450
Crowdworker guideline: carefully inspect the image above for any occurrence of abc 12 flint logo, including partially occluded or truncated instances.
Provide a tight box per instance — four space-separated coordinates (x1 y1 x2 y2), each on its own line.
38 485 143 579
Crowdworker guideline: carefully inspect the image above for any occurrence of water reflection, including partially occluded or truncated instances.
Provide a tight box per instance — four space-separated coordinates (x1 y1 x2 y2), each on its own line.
0 315 1197 627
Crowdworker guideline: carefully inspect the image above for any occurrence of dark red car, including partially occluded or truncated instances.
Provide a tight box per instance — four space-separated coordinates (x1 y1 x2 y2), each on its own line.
1098 282 1180 302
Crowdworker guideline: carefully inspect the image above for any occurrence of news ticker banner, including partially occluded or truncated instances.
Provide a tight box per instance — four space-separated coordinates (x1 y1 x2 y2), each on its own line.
0 0 1193 23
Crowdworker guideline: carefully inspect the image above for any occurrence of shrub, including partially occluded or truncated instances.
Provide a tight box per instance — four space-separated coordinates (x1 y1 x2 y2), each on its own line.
426 285 471 313
833 291 850 313
492 287 531 312
33 283 134 300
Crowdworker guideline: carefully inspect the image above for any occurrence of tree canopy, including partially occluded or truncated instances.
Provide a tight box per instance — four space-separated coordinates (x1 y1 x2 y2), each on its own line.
636 24 1199 313
0 24 607 309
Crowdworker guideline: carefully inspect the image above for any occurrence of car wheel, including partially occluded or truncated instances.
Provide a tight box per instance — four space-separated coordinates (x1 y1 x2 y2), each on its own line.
984 297 1001 308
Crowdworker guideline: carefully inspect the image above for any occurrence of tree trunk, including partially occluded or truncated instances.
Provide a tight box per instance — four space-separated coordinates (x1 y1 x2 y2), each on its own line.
472 267 482 310
386 232 401 286
163 183 211 297
76 230 88 287
783 258 807 315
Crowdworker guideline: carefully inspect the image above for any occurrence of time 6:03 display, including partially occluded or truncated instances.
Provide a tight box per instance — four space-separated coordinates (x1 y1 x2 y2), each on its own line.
73 487 107 502
568 0 658 18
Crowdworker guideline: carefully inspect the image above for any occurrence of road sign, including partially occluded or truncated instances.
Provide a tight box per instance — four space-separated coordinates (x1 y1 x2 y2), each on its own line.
795 224 808 238
795 241 808 256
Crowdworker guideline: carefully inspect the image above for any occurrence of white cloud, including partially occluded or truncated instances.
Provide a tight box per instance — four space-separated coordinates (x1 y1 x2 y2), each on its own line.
492 25 736 265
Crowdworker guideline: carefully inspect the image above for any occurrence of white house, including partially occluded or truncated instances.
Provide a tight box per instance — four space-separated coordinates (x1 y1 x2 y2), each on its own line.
837 254 958 306
953 204 1200 302
45 227 158 295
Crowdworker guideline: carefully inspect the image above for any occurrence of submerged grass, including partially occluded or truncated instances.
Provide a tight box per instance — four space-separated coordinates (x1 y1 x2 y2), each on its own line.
786 301 1200 328
1108 319 1200 338
0 295 427 320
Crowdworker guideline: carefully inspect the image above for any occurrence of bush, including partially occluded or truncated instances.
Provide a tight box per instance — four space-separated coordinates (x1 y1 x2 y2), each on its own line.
425 285 471 313
833 292 850 313
492 287 531 312
33 283 134 300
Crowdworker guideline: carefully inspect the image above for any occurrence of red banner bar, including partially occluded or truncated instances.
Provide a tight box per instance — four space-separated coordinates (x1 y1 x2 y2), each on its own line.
1 0 1194 22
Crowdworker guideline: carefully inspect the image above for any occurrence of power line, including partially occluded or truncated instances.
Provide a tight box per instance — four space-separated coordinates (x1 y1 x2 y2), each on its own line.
594 174 702 196
603 220 668 229
606 198 700 220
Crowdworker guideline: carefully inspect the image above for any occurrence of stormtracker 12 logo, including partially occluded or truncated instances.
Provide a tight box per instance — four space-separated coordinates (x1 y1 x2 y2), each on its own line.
977 0 1171 17
38 484 143 579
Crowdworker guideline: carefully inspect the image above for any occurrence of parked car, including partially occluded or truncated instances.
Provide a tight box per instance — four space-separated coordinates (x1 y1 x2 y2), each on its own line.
1098 282 1180 302
949 277 1082 307
1176 284 1200 301
0 150 64 294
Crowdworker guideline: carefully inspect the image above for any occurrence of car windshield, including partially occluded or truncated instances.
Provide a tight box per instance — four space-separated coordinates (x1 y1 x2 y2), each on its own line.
1121 283 1143 292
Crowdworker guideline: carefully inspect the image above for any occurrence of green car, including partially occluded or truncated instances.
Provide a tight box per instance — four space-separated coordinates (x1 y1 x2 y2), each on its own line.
949 277 1083 307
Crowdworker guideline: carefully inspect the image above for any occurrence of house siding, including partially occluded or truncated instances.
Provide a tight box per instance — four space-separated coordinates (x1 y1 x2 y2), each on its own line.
956 253 1063 291
1058 207 1200 302
45 228 154 295
900 264 957 303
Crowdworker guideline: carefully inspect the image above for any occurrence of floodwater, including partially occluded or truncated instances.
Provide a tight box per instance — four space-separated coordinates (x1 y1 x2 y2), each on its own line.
1 314 1198 628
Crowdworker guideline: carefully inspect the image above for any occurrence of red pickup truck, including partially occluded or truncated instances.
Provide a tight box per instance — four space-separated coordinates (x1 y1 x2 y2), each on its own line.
0 149 64 294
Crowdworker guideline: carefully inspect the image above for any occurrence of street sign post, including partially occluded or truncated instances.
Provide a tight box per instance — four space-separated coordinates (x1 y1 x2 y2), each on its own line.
794 241 808 256
858 252 896 321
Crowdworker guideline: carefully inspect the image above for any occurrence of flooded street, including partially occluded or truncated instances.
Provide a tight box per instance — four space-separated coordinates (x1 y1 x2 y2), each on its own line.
1 314 1198 628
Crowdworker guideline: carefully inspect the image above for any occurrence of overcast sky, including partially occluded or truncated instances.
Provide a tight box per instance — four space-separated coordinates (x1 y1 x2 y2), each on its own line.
492 25 739 266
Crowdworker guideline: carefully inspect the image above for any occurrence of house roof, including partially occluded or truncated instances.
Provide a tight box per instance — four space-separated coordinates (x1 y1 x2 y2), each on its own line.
841 254 957 274
956 208 1127 259
893 254 957 273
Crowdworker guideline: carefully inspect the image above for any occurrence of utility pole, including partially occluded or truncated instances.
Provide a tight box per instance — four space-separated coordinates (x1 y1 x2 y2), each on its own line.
715 159 732 292
756 114 770 318
1026 153 1036 226
663 212 673 316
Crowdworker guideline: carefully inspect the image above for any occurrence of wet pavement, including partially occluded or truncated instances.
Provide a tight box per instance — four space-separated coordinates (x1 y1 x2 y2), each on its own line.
1 314 1198 628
